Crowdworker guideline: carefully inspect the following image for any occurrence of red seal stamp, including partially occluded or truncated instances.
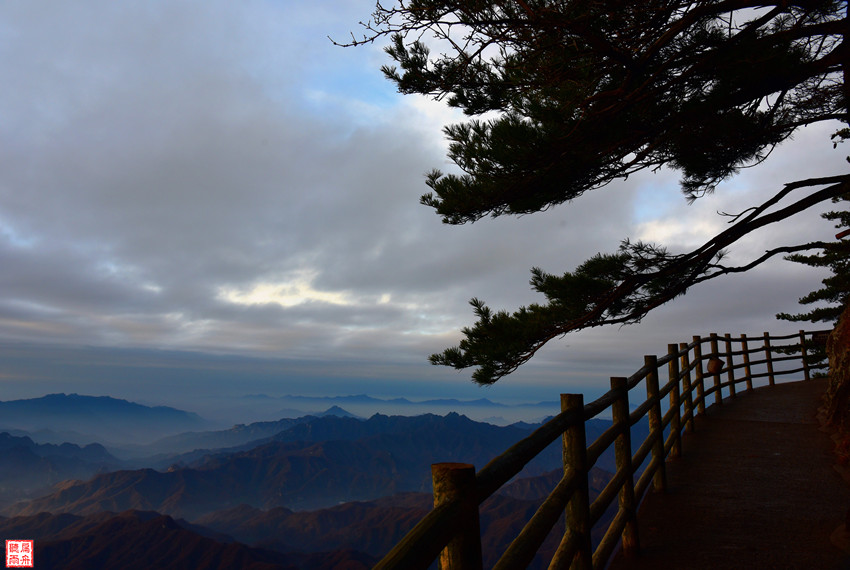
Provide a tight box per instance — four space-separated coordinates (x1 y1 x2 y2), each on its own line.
5 540 33 568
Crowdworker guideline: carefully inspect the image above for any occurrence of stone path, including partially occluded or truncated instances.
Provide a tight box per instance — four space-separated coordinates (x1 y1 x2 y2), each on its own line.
607 378 850 570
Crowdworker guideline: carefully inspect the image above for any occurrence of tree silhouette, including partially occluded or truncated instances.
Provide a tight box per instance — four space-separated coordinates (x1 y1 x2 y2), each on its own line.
777 194 850 326
342 0 849 385
776 192 850 372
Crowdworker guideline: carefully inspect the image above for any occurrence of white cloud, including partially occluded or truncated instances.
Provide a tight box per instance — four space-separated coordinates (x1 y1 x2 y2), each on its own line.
218 271 352 308
635 217 725 249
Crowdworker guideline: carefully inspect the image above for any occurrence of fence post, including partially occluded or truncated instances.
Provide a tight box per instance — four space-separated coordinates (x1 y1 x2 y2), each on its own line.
800 330 811 381
710 333 723 405
431 463 483 570
741 333 754 392
764 332 776 386
680 342 695 432
548 394 592 570
724 333 736 398
667 344 682 458
611 377 639 557
693 336 706 416
645 355 667 492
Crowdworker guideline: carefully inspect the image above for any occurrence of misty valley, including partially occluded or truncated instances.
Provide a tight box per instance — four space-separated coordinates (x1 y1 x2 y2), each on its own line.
0 393 647 569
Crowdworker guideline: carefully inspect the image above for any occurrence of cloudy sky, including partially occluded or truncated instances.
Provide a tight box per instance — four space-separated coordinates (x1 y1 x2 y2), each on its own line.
0 1 846 414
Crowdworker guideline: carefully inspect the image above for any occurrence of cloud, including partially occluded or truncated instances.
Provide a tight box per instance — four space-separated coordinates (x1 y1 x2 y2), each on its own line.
0 1 844 408
218 271 353 309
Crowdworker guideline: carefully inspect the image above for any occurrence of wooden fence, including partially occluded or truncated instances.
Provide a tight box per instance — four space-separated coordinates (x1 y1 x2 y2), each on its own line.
374 329 831 570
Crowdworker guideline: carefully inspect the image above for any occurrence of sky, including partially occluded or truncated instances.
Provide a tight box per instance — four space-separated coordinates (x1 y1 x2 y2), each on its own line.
0 1 846 418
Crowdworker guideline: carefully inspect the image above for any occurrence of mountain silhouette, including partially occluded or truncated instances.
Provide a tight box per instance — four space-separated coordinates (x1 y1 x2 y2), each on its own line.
0 509 375 569
132 407 359 459
5 413 575 517
4 412 639 523
0 432 123 507
0 394 210 444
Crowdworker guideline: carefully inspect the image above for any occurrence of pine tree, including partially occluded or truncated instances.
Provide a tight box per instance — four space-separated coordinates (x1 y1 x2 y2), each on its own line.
778 200 850 325
342 1 850 385
776 194 850 372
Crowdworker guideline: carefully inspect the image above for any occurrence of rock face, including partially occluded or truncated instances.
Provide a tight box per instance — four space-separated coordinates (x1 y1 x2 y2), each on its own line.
825 303 850 427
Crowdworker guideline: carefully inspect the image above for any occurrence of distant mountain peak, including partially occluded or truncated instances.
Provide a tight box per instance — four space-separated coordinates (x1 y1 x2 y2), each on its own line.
317 406 359 418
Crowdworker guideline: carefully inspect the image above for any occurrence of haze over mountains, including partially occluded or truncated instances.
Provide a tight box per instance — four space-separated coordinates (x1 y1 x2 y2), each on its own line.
5 412 575 516
0 392 566 445
0 433 121 506
213 392 565 426
0 394 211 445
0 393 643 569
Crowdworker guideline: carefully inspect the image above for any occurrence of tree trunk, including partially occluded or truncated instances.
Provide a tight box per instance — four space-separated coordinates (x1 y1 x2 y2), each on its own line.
824 302 850 427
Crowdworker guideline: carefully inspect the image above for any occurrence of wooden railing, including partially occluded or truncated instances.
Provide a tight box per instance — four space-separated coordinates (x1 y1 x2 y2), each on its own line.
374 329 831 570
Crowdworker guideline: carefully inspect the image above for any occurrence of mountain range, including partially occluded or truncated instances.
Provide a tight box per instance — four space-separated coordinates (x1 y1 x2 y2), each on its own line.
5 413 577 516
0 470 614 570
0 394 643 569
247 393 558 409
218 393 564 426
0 394 211 445
194 466 616 567
0 432 123 506
122 406 359 460
0 509 374 569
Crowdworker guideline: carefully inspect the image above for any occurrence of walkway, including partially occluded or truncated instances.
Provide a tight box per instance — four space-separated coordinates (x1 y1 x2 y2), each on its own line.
607 377 850 570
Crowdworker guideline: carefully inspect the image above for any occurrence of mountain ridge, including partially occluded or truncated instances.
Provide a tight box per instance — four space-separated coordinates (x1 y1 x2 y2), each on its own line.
0 393 211 445
3 411 636 519
245 393 558 409
0 509 374 569
4 412 578 517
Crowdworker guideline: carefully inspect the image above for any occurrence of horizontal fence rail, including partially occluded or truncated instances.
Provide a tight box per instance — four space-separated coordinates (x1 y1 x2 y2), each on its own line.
374 329 831 570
